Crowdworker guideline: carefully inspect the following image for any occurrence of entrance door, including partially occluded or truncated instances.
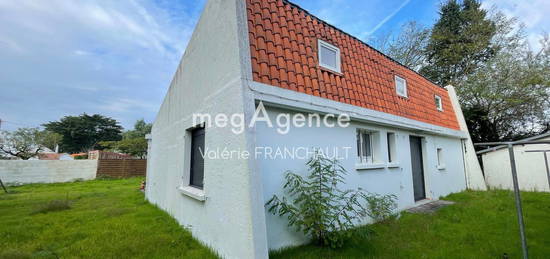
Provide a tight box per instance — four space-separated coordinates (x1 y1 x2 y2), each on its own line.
409 136 426 201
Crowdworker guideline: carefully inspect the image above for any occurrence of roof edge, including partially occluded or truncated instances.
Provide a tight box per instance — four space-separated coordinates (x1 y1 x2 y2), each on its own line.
476 131 550 154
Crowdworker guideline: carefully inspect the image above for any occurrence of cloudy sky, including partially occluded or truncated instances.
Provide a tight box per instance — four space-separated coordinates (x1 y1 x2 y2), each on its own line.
0 0 547 131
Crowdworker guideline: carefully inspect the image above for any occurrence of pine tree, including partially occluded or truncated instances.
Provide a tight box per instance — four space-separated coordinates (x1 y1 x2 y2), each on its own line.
421 0 497 86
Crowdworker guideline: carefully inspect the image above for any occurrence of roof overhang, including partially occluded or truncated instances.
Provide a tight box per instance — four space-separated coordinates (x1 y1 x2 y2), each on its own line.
248 81 467 139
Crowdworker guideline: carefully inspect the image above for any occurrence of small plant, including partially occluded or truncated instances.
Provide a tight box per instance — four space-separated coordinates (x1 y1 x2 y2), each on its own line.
266 152 396 248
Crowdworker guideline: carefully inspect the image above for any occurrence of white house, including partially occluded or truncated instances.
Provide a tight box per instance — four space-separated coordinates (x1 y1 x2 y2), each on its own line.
478 132 550 192
145 0 485 258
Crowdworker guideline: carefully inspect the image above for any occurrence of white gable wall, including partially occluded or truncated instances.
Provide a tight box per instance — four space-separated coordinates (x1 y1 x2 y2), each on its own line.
446 85 487 190
145 0 267 258
256 106 467 250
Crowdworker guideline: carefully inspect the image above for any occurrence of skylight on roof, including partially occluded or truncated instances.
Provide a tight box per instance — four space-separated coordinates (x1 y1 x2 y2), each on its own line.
318 39 341 73
395 75 407 97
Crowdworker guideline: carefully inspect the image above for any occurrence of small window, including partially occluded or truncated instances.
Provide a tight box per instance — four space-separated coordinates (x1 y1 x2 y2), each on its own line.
357 129 382 164
434 95 443 111
437 148 443 167
395 75 407 97
189 126 205 189
387 132 397 163
357 130 372 164
318 39 341 73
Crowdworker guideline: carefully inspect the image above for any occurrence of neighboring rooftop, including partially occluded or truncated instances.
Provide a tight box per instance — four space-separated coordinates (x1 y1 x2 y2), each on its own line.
246 0 460 130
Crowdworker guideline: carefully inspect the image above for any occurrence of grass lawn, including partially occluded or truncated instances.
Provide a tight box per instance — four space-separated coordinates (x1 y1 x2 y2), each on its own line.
272 190 550 259
0 178 217 259
1 179 549 259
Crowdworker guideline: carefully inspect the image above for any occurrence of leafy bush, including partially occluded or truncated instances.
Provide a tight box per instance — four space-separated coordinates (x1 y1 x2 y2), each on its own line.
74 155 88 160
266 152 396 248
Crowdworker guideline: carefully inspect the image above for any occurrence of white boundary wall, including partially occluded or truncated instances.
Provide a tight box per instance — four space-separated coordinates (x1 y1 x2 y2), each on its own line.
481 137 550 192
0 160 97 185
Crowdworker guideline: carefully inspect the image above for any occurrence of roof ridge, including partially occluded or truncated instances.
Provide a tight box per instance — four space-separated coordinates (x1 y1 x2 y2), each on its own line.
281 0 446 89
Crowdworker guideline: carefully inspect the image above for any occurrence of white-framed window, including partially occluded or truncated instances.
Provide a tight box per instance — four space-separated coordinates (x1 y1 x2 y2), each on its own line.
395 75 407 97
318 39 341 73
434 95 443 111
357 130 373 164
387 132 397 163
356 129 381 164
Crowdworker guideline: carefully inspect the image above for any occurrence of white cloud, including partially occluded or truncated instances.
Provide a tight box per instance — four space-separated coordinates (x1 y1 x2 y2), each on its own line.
482 0 550 49
0 0 204 131
365 0 412 37
99 98 156 113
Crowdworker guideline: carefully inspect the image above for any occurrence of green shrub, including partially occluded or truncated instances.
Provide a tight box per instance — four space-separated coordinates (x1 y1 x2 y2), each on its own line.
266 152 396 248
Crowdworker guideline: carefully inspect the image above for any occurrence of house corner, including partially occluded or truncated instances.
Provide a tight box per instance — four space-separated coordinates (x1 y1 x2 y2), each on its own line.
446 85 487 191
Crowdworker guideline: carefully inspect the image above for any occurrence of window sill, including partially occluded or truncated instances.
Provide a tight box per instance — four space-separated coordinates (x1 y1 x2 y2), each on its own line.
178 186 206 202
387 162 401 168
319 65 343 76
437 164 446 171
356 163 386 170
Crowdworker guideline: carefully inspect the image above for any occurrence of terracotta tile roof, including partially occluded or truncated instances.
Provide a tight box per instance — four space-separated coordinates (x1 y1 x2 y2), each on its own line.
246 0 460 130
38 153 61 160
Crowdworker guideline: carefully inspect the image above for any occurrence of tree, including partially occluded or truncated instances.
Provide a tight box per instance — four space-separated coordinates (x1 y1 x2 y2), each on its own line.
0 128 46 160
421 0 497 86
99 119 152 158
123 119 152 139
374 21 431 71
458 13 550 142
100 138 148 159
38 130 63 152
266 152 396 248
43 114 123 153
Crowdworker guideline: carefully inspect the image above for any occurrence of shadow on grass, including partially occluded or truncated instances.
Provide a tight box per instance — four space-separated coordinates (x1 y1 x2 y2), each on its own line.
31 199 72 215
0 249 32 259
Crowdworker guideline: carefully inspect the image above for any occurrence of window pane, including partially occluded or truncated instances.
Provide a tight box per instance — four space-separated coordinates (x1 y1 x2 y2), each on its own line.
190 127 205 188
362 133 372 158
435 96 442 110
356 130 361 158
396 76 406 96
320 45 337 68
437 148 443 166
387 133 392 163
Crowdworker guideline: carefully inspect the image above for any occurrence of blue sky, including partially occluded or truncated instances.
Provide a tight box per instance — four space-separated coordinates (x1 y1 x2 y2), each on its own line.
0 0 547 131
